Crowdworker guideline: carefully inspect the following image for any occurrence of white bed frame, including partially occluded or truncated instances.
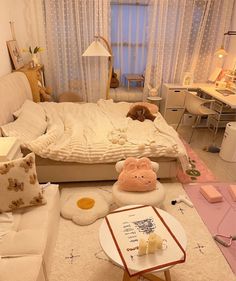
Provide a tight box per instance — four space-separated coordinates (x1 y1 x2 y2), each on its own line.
0 72 178 182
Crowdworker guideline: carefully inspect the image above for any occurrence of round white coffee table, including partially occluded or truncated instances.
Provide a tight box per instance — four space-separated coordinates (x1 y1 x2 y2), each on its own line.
99 205 187 281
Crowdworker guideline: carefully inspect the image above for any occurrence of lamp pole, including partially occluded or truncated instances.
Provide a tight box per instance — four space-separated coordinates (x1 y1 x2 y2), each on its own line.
95 36 113 100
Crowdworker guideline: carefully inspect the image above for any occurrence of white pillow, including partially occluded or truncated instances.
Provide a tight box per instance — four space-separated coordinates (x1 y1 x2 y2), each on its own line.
0 153 46 212
1 100 47 143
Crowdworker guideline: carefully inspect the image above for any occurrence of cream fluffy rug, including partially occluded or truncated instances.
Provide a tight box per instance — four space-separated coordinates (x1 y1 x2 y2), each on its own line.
49 183 236 281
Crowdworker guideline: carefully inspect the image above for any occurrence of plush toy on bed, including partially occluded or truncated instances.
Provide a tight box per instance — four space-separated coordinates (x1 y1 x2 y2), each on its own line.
116 157 159 192
38 84 53 102
127 104 156 122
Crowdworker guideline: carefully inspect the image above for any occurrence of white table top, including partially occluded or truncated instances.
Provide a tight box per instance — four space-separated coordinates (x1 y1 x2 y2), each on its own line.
200 86 236 109
163 83 236 109
99 205 187 273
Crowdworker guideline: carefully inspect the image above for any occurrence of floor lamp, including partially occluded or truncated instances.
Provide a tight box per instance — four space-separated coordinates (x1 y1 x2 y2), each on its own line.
82 36 113 100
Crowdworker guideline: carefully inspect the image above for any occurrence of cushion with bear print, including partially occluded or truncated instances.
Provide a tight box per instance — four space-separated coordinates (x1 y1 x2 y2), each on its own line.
0 153 46 212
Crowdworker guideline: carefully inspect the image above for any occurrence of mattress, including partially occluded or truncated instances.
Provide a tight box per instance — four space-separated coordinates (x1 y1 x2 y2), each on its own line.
3 99 188 170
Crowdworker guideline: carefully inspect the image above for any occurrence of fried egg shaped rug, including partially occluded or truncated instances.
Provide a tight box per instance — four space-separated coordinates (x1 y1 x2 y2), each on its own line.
61 191 110 225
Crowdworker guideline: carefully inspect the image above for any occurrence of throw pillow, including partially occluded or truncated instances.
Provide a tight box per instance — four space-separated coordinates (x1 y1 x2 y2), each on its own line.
117 157 157 192
0 153 46 212
1 100 47 143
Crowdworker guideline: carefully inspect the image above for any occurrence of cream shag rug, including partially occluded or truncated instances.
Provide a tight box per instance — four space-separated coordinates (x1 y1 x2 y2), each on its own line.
49 183 236 281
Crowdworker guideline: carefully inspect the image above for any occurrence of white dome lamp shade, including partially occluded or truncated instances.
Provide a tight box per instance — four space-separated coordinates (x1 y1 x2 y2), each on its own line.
82 40 111 57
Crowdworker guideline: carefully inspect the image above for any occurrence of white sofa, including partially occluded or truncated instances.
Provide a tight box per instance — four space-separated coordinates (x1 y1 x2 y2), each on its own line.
0 184 60 281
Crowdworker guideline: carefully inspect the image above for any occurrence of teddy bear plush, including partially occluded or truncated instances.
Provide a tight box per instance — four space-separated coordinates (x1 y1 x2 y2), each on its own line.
39 84 53 102
117 157 158 192
127 104 156 122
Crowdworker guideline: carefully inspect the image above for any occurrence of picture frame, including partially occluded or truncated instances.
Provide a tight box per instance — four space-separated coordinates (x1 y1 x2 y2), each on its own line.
6 40 24 70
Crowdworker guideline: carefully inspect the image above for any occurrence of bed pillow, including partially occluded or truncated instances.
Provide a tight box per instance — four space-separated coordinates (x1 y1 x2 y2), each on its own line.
1 100 47 143
130 102 158 114
13 100 45 119
0 153 46 212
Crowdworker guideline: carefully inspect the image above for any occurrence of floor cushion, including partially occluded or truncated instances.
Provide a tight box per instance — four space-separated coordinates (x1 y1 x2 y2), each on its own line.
61 191 110 225
112 180 166 207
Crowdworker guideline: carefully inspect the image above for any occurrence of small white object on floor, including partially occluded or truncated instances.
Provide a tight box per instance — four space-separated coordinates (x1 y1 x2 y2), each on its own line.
61 191 110 226
171 195 193 207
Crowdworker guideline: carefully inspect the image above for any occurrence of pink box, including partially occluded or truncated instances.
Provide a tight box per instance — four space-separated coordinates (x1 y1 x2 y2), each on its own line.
229 185 236 201
200 185 223 203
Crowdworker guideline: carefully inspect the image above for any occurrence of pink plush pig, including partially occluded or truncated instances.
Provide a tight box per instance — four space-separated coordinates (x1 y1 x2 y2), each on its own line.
117 157 157 192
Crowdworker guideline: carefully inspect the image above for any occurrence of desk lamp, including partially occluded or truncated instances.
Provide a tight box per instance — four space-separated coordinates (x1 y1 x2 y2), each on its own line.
82 36 113 100
214 31 236 58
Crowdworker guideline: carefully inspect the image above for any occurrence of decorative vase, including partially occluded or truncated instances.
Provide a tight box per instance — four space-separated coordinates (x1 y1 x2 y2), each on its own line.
31 53 39 67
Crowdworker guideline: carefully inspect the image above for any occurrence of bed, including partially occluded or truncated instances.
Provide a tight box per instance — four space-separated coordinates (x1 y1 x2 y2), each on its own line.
0 72 188 182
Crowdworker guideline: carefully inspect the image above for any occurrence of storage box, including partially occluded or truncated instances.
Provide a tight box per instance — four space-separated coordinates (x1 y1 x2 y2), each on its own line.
183 114 196 125
0 137 22 162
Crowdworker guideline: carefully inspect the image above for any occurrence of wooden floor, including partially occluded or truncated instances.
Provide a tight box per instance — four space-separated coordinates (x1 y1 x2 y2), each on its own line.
178 126 236 182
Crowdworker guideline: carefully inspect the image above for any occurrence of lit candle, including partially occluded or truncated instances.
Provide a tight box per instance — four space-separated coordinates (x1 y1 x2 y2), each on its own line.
138 238 147 256
155 235 163 249
147 233 157 254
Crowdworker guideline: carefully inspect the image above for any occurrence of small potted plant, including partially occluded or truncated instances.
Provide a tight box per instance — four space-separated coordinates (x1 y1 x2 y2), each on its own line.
23 46 44 67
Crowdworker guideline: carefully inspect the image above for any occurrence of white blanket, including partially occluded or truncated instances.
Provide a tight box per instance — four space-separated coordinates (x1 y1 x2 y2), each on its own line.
23 100 188 167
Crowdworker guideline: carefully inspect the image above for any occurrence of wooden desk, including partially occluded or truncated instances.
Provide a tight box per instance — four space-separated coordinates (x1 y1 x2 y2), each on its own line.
125 74 144 90
200 86 236 109
16 64 45 102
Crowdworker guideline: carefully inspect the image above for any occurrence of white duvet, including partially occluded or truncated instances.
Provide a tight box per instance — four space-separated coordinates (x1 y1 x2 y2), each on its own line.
22 100 188 167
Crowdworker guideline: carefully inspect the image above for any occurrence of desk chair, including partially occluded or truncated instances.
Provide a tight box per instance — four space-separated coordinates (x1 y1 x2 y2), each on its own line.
176 91 216 143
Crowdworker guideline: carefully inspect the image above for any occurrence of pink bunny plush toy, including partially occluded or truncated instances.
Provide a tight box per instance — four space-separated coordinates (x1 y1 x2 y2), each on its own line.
116 157 159 192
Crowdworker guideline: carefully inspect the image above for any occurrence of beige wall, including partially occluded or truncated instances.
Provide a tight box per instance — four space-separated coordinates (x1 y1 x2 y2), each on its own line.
0 0 43 77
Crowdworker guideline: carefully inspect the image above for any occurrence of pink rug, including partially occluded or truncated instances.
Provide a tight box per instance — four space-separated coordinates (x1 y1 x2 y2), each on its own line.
177 140 217 183
185 182 236 274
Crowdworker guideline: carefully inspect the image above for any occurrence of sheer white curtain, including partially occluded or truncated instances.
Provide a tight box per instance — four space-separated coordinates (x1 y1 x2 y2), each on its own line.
43 0 110 102
144 0 235 98
111 0 149 85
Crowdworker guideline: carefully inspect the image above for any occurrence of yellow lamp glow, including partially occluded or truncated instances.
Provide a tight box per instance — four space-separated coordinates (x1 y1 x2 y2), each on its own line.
214 47 228 59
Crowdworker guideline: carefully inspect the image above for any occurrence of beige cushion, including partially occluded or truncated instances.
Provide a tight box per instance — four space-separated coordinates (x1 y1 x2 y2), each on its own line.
0 153 46 212
58 92 81 102
112 180 165 207
0 255 44 281
1 100 47 143
0 72 32 126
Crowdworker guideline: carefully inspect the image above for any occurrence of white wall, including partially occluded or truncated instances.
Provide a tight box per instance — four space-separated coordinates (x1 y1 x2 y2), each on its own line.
0 0 43 77
224 5 236 70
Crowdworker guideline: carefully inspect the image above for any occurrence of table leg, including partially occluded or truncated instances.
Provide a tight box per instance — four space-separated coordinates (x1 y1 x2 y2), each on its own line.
122 271 139 281
164 270 171 281
142 270 171 281
128 80 130 91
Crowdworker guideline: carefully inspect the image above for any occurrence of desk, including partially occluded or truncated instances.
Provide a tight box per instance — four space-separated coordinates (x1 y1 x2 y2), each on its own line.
161 83 236 128
125 74 144 90
200 86 236 109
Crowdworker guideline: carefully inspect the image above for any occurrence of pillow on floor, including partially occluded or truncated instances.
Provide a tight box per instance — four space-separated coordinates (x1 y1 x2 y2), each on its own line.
0 153 46 212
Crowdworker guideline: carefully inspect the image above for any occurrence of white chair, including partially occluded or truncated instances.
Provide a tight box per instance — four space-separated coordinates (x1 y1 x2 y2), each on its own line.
176 91 217 143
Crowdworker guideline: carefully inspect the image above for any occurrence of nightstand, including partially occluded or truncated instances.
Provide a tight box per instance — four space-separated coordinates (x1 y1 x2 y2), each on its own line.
0 137 22 162
147 96 162 106
16 64 45 102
